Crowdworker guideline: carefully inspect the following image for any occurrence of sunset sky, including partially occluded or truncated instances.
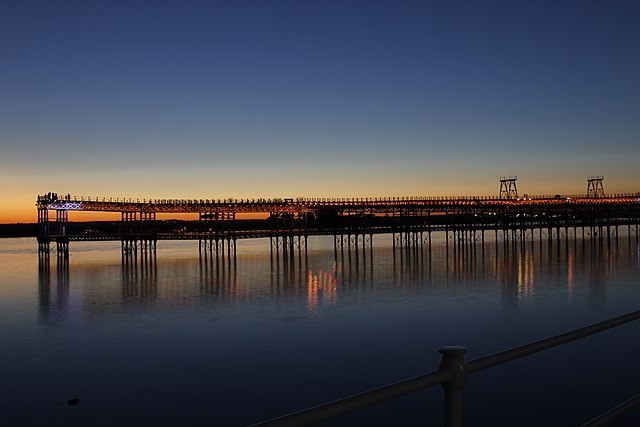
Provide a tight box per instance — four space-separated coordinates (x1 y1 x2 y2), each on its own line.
2 0 639 223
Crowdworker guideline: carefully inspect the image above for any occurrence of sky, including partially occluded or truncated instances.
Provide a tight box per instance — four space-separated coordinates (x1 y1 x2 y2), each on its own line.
1 0 639 223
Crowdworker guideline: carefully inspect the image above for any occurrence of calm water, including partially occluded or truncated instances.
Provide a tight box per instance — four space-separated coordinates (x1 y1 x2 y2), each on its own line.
1 235 639 426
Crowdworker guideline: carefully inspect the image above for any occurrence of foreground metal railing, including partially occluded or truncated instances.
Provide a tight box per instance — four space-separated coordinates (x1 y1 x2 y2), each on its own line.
251 310 640 427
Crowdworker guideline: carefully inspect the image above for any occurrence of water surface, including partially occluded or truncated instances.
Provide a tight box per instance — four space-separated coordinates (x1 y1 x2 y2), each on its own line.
1 236 639 426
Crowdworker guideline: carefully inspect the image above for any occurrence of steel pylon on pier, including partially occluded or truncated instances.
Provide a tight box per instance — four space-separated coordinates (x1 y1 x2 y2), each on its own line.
499 176 518 200
587 176 605 198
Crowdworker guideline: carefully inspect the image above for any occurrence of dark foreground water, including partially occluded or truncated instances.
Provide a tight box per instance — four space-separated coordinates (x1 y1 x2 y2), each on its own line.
1 235 639 426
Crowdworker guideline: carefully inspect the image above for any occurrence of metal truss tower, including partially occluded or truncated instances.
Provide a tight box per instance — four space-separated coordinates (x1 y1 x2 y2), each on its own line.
587 176 605 198
499 176 518 200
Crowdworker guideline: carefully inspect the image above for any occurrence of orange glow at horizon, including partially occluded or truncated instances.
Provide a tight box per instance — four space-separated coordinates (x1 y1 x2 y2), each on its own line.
2 176 639 224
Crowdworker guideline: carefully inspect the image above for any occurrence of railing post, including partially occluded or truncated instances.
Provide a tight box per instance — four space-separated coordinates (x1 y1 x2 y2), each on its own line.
438 346 468 427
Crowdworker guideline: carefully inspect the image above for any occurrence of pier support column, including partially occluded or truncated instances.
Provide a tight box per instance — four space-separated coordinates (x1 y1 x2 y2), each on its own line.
37 205 50 254
121 211 157 263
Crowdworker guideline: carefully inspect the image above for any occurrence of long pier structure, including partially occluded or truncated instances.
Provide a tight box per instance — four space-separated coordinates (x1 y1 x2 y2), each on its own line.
36 179 640 262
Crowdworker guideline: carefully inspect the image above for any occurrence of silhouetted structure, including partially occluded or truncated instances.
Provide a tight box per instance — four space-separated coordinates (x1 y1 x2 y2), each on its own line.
587 176 605 198
499 176 518 199
36 182 640 264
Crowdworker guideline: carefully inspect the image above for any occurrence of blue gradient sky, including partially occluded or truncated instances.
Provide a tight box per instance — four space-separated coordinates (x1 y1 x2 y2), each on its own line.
1 0 639 222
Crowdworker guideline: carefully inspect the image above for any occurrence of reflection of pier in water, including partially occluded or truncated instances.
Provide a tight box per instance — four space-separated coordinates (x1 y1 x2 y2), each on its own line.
121 254 157 300
37 235 638 320
38 255 69 323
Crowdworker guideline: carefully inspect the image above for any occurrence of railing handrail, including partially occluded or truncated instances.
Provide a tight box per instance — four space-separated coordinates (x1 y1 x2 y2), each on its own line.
468 309 640 373
581 393 640 427
251 309 640 426
251 370 453 427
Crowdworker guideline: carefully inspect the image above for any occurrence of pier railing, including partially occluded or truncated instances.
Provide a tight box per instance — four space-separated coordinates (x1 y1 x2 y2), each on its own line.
251 310 640 427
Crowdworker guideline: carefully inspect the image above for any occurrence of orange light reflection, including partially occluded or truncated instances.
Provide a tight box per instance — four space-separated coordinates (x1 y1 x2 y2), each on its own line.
306 263 338 313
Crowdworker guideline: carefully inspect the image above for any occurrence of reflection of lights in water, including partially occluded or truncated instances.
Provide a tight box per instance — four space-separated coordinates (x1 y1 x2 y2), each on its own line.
567 250 574 300
517 253 535 303
306 263 338 313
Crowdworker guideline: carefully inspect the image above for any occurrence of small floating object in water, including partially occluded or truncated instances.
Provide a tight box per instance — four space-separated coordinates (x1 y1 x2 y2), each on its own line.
66 398 80 405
